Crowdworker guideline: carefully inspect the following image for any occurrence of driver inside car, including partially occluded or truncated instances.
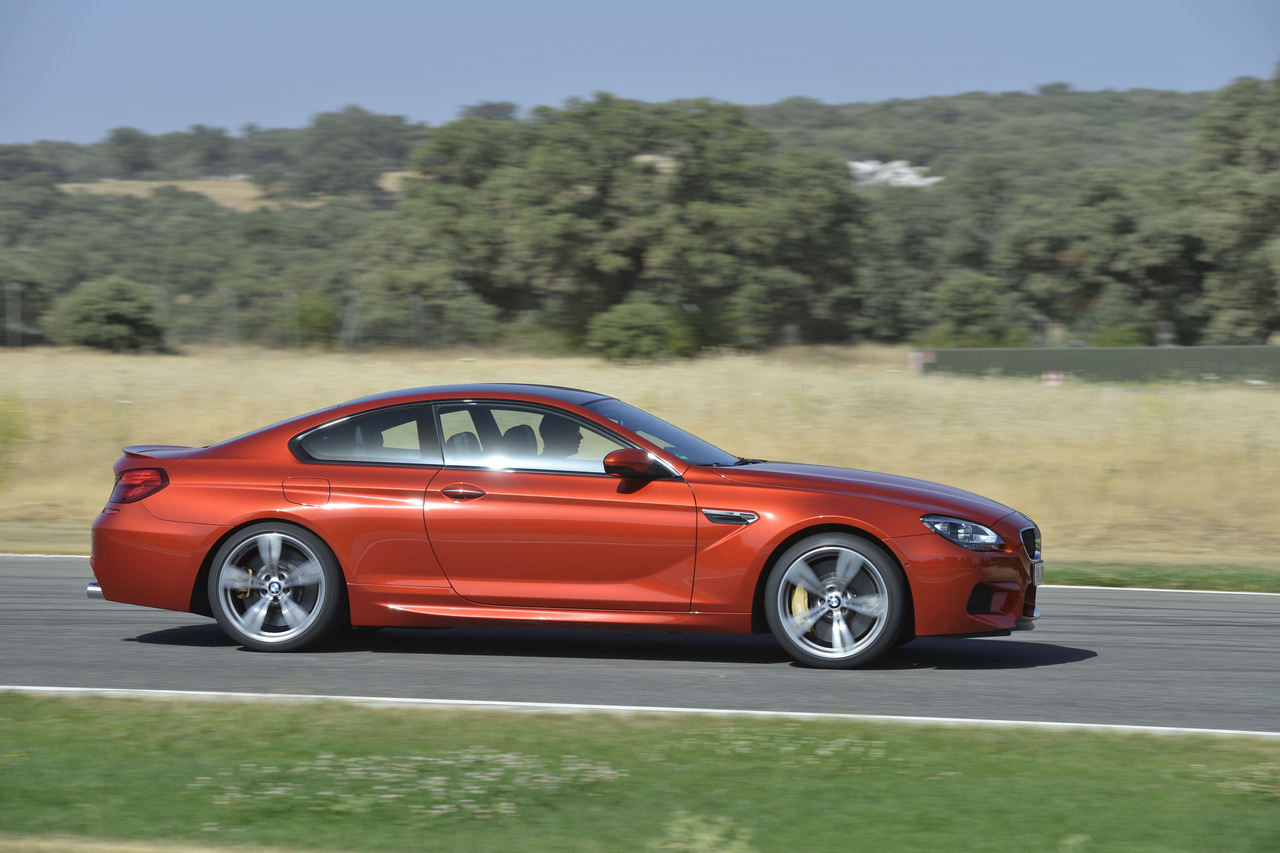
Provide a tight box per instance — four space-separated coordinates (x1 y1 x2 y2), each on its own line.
538 415 583 459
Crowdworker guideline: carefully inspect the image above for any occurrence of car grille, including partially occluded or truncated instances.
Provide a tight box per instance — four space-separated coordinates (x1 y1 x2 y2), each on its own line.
1021 526 1041 559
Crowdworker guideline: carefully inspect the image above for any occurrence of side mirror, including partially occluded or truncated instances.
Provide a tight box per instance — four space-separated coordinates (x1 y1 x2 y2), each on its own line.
603 448 655 479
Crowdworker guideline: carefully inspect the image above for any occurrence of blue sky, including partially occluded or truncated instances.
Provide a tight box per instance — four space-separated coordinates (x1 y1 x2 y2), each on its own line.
1 0 1277 144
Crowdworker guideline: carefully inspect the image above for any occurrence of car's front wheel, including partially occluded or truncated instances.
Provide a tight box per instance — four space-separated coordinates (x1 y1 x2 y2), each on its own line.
764 533 906 668
208 523 344 651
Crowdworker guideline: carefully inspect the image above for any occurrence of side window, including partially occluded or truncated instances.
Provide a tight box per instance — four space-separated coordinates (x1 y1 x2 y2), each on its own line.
439 403 627 473
438 407 484 464
296 405 442 465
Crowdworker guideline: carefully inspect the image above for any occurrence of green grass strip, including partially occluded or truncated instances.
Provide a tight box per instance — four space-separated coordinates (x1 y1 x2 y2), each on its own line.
1050 561 1280 593
1 694 1276 852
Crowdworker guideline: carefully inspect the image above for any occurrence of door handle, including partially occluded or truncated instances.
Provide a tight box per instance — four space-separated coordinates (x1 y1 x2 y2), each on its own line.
441 485 486 500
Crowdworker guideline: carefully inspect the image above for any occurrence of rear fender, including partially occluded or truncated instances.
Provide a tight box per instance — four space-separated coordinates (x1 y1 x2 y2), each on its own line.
190 517 350 620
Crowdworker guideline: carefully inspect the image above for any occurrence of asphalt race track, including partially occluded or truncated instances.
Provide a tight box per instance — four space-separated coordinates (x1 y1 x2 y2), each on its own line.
3 556 1277 734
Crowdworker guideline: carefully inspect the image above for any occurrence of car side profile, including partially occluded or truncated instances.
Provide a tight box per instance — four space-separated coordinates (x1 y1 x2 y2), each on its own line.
89 383 1043 668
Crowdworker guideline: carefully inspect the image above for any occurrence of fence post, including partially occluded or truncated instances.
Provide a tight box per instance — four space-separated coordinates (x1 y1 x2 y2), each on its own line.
339 290 362 350
221 289 238 344
153 285 170 347
408 294 425 348
4 282 19 348
281 289 299 348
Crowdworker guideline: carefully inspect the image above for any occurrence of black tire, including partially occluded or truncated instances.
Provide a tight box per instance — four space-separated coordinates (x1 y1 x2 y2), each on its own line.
207 522 344 651
763 533 906 668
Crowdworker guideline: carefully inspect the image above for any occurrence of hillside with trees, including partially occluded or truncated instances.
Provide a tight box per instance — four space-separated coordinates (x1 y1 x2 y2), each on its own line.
747 85 1214 197
0 105 428 197
1 74 1276 355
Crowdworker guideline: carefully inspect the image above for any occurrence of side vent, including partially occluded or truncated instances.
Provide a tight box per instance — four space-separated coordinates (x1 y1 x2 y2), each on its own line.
701 509 759 526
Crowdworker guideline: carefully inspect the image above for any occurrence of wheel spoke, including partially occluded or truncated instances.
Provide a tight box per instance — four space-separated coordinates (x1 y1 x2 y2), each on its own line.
787 558 825 596
830 612 853 655
240 596 272 635
277 595 310 629
257 533 282 571
218 566 266 592
832 550 861 592
847 593 885 618
792 603 828 635
288 558 324 588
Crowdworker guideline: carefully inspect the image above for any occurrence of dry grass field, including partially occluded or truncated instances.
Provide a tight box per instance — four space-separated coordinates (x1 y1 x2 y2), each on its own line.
57 172 413 212
1 346 1277 571
56 178 313 212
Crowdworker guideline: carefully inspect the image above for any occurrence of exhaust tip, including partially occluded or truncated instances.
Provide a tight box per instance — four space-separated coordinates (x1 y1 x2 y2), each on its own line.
1013 608 1040 631
86 582 103 600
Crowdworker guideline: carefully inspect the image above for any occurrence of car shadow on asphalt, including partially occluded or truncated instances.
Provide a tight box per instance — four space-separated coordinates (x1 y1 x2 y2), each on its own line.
130 624 795 664
130 623 1096 669
127 623 238 647
354 627 795 664
882 637 1097 670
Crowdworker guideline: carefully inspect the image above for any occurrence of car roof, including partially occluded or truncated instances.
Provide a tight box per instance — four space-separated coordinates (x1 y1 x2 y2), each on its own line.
208 384 618 451
345 383 613 408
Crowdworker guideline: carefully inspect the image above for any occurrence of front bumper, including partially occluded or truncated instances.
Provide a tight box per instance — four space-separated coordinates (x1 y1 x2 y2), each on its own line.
891 521 1042 636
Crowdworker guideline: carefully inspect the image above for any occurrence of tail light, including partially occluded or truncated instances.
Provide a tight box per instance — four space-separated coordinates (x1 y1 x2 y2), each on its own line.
109 468 169 503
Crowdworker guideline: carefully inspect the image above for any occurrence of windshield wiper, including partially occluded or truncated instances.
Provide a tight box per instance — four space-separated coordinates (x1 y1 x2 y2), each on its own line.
732 457 764 465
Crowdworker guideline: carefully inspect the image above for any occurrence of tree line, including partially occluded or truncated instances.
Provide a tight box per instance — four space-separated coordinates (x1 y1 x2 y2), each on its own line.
0 73 1276 356
0 105 428 197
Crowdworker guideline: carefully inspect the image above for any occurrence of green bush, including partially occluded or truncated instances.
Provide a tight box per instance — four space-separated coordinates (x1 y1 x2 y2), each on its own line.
586 301 679 360
919 271 1032 347
1085 281 1155 346
436 289 499 345
45 276 167 351
1088 323 1155 347
297 290 340 345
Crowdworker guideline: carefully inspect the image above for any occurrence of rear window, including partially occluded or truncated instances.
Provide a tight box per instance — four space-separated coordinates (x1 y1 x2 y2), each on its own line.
293 404 442 465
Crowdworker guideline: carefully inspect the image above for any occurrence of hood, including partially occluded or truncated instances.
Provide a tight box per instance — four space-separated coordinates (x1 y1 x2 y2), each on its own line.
713 461 1016 525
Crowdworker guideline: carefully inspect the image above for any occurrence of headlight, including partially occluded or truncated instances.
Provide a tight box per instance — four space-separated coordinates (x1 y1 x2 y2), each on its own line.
921 515 1004 551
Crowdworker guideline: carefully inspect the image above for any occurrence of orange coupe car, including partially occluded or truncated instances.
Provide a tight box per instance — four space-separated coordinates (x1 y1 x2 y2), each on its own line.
89 384 1043 668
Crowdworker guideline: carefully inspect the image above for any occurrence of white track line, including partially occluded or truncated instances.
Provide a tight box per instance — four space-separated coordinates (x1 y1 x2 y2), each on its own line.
3 686 1277 739
1041 584 1280 597
8 554 1274 596
1 553 90 558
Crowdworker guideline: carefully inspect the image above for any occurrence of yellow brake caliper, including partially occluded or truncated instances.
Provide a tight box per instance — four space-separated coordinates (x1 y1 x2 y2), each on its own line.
791 586 810 634
236 568 253 600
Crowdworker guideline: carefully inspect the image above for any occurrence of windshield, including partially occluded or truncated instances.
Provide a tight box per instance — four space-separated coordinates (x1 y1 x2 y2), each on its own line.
584 398 739 467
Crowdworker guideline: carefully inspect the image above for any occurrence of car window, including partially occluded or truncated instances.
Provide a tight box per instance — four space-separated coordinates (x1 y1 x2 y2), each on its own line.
295 404 442 465
438 406 485 464
439 402 626 474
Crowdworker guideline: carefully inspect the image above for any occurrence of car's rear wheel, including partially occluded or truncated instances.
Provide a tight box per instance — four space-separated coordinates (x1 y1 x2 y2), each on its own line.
764 533 905 668
208 523 343 651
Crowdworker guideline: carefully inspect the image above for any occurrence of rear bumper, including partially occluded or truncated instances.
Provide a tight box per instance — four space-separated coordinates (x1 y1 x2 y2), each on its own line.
91 503 221 612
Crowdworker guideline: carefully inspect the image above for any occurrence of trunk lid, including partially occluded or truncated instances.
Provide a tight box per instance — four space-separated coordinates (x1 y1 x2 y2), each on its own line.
114 445 204 474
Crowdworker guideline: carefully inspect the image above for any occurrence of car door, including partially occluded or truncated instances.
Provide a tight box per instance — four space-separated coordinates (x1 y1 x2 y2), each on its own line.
290 403 446 587
423 401 698 611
